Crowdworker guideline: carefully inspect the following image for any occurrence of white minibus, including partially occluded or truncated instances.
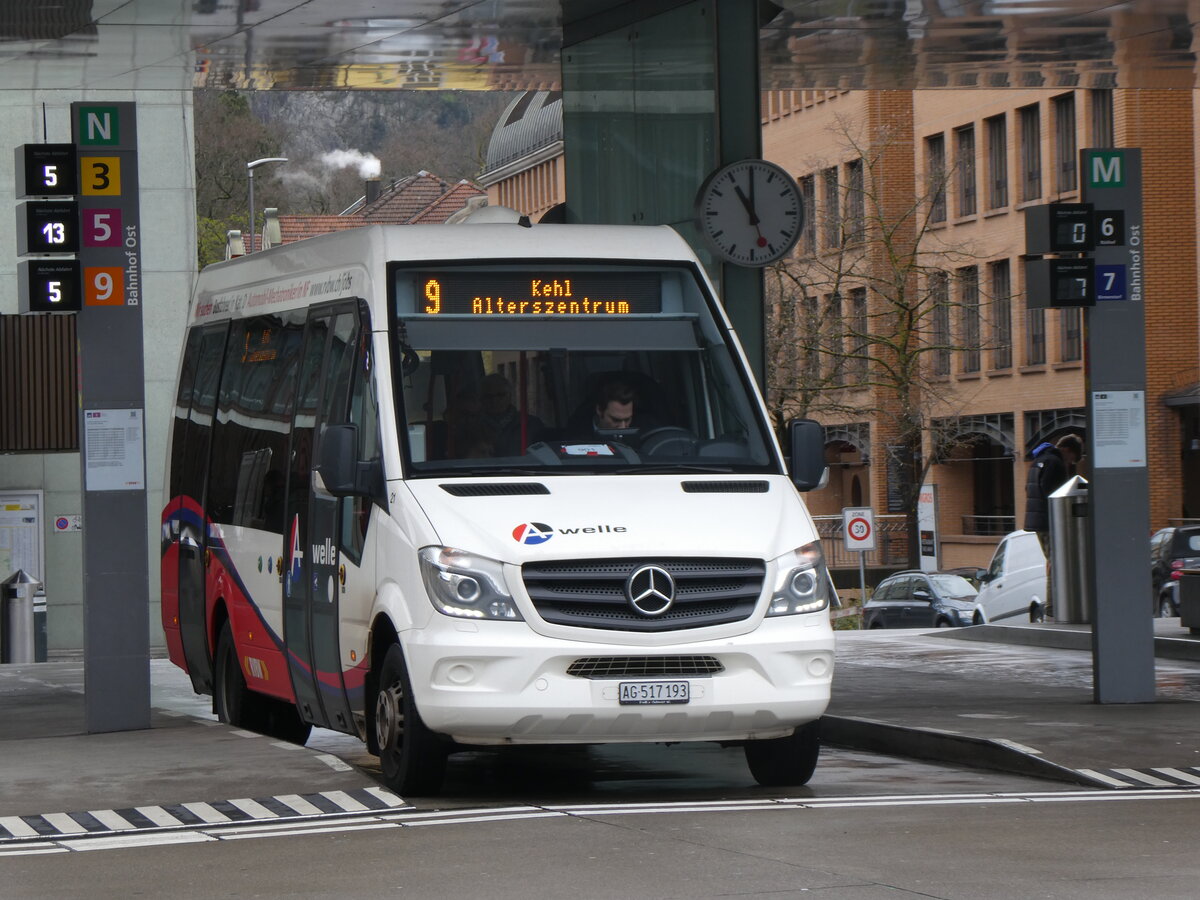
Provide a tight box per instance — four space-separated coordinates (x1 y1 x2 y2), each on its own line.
161 216 834 794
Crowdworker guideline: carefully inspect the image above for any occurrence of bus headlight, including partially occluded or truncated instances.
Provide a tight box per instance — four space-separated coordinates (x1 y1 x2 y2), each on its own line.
767 541 833 616
419 546 523 621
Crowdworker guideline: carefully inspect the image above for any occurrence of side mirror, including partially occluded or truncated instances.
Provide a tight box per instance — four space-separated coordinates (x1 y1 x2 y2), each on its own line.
912 589 932 602
314 424 360 497
977 570 995 584
787 418 827 492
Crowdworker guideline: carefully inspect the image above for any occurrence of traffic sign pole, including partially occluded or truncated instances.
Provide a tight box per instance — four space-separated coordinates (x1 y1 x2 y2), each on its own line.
842 507 875 628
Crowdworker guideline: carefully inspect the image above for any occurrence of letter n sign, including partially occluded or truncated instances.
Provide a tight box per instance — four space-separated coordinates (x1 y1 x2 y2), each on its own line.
77 106 120 147
1089 151 1124 189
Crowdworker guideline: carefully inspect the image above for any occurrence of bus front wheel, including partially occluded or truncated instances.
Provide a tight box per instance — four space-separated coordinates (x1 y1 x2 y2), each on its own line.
375 644 447 795
744 719 821 787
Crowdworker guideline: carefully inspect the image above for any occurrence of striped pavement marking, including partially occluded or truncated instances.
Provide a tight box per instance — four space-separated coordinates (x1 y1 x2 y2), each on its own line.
1076 766 1200 789
0 788 408 844
7 788 1200 856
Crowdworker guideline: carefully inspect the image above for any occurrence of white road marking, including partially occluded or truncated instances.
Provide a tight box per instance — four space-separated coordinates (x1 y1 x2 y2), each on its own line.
227 798 280 819
1152 767 1200 786
134 806 184 827
322 790 369 812
181 802 232 824
314 753 354 772
88 809 139 832
1112 768 1177 787
40 813 87 835
0 816 41 838
363 786 406 808
274 794 325 816
1076 768 1138 788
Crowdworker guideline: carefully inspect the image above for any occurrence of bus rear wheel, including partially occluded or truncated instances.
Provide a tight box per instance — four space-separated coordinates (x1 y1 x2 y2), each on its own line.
214 620 310 744
375 644 447 795
215 620 255 728
744 719 820 787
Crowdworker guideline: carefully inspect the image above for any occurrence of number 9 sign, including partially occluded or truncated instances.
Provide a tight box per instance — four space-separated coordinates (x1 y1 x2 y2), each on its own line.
84 266 124 306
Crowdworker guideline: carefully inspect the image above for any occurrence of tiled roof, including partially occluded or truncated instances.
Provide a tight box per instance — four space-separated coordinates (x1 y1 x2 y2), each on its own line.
273 173 487 244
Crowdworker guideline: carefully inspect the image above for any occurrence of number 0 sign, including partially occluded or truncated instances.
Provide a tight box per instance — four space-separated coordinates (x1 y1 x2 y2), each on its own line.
842 507 876 552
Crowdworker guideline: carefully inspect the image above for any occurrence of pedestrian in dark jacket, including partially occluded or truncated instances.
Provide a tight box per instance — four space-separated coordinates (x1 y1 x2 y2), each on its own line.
1023 434 1083 617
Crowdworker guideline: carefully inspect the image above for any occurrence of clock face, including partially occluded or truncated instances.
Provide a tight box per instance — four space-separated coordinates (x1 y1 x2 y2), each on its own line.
695 160 804 266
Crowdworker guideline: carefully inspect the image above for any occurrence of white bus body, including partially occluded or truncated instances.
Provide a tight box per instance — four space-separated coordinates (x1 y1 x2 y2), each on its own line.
161 220 835 794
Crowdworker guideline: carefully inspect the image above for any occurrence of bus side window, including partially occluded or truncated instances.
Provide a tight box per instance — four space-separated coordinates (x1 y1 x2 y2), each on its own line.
341 329 382 564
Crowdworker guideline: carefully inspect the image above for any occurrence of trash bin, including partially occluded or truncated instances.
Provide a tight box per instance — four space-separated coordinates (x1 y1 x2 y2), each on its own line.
1048 475 1091 624
1 569 41 664
1180 568 1200 634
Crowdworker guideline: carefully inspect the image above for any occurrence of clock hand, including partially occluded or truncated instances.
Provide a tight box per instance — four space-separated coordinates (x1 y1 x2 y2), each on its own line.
733 185 760 226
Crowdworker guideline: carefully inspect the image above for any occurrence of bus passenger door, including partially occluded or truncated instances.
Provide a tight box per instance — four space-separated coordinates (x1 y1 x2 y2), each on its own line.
174 324 228 693
282 305 359 732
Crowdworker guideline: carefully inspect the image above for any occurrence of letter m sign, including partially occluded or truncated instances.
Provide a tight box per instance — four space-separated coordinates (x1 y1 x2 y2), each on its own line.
1089 151 1124 188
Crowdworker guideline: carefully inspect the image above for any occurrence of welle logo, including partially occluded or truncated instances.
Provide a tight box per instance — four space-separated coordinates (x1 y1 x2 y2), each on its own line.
512 523 553 545
512 522 629 544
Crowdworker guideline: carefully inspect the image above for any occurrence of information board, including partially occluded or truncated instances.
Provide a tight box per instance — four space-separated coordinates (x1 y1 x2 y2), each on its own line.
0 491 44 582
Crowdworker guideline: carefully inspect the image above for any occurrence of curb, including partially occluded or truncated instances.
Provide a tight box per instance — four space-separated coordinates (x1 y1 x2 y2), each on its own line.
820 715 1112 789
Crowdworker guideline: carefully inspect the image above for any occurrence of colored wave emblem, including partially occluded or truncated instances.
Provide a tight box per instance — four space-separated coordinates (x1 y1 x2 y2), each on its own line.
287 514 305 597
512 522 553 544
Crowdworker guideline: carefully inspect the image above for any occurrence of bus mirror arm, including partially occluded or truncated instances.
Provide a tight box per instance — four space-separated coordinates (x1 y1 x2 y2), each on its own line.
787 418 827 492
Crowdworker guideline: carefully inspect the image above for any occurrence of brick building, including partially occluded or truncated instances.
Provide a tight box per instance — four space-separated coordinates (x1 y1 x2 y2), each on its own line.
482 87 1200 570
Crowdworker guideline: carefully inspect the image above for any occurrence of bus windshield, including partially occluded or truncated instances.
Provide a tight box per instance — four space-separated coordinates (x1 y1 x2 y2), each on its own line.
391 262 777 476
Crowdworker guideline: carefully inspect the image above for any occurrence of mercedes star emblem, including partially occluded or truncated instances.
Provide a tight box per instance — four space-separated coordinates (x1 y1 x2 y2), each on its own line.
626 565 676 616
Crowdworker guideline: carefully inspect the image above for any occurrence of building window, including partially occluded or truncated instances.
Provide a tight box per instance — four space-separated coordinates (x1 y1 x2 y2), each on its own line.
955 125 976 217
802 293 820 380
1019 104 1041 202
800 175 816 254
848 287 867 378
930 272 951 376
926 133 946 223
1091 89 1113 147
1053 93 1077 193
825 292 843 383
990 260 1012 370
845 159 865 243
1026 303 1046 365
986 115 1008 209
959 266 980 373
822 167 840 249
1060 307 1082 362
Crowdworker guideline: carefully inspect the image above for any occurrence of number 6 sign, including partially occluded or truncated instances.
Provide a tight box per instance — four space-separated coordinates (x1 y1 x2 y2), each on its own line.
842 507 876 552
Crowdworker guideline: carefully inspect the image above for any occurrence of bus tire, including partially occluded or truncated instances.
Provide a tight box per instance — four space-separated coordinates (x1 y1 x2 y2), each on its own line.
744 719 820 787
375 644 447 795
214 620 257 729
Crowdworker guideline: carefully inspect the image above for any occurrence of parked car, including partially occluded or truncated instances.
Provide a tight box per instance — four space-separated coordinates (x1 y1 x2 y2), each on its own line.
1149 525 1200 617
862 570 979 629
973 530 1047 624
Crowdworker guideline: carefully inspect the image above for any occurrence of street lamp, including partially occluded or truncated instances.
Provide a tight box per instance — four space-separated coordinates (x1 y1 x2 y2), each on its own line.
247 156 287 252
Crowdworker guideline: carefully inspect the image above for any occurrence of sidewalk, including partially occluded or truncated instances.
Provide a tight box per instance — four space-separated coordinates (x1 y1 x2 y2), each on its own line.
825 618 1200 788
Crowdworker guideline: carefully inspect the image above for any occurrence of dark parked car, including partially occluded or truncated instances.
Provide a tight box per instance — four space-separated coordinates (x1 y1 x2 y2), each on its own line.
862 570 980 629
1149 526 1200 617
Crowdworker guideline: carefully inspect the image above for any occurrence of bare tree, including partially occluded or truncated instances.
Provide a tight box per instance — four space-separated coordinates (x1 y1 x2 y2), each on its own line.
766 118 1008 563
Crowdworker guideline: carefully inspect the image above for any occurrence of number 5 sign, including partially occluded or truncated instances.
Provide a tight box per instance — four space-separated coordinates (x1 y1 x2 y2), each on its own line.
842 507 876 552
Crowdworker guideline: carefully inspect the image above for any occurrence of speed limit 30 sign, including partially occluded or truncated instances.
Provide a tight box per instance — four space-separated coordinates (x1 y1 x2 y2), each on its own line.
842 507 876 552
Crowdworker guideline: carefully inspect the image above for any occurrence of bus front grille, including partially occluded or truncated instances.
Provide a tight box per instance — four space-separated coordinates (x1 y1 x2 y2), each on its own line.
521 557 764 631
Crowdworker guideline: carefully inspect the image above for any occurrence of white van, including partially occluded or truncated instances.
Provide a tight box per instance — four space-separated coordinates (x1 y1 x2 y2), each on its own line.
161 219 836 794
973 530 1047 624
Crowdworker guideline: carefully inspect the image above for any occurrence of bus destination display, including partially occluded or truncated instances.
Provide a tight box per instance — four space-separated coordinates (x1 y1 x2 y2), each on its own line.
413 272 661 316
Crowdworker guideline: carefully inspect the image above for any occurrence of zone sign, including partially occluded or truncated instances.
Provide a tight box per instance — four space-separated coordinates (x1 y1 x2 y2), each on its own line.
842 507 877 552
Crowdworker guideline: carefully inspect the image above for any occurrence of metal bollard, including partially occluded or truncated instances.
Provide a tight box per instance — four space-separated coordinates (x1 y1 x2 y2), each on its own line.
1048 476 1091 624
1 569 41 664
